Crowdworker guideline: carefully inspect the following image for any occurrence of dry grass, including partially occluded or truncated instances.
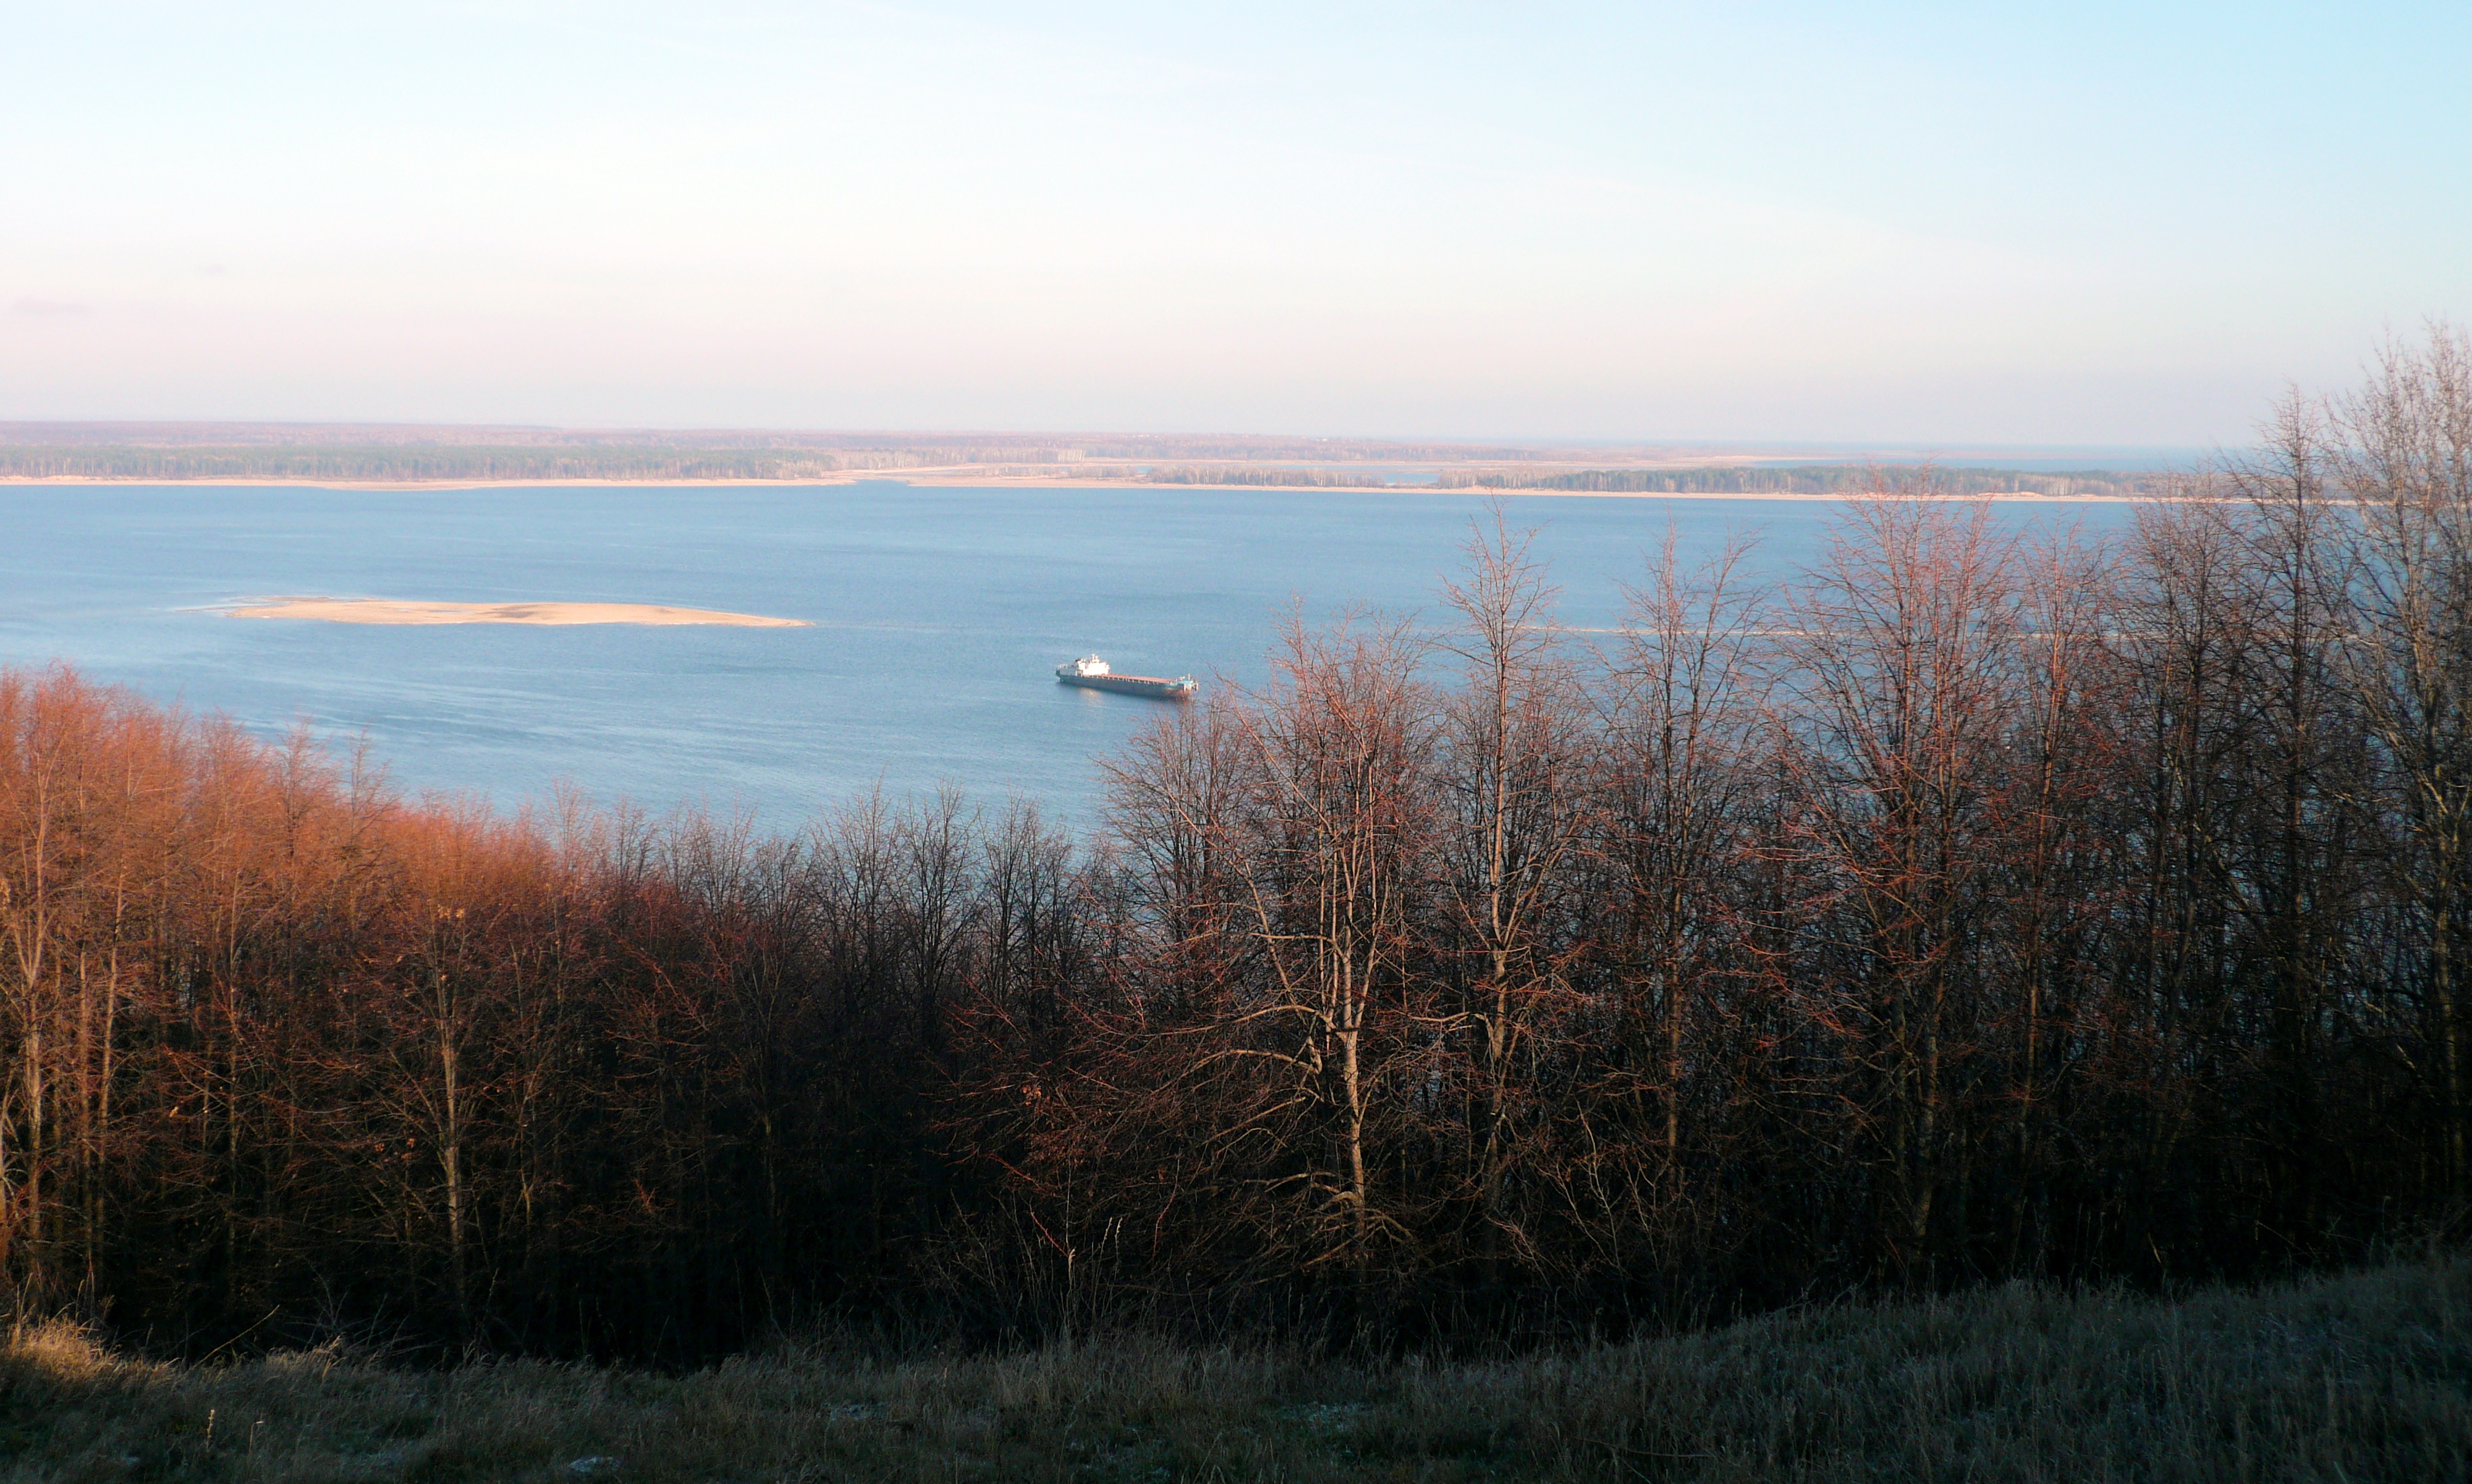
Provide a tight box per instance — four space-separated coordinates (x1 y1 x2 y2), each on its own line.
4 1257 2466 1482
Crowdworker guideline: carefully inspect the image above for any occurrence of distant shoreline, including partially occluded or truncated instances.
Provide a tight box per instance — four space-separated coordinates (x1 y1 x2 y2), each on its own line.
0 473 2174 502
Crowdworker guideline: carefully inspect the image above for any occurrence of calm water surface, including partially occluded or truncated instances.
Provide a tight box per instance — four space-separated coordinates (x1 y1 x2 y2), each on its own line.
0 484 2144 834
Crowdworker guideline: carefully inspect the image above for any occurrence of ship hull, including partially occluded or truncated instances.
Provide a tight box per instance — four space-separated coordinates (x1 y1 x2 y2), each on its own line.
1059 673 1195 700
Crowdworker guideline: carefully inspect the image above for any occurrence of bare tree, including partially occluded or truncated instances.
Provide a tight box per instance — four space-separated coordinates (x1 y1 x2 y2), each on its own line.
2332 323 2472 1194
1601 525 1772 1170
1782 495 2023 1280
1434 509 1592 1267
1205 615 1436 1276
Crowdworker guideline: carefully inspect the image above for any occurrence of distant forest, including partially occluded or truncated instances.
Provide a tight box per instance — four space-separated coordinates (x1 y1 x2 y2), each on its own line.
0 444 2165 494
0 444 1013 482
3 335 2467 1363
0 426 1550 483
0 423 1549 465
1434 465 2176 498
0 425 2167 493
0 445 1452 485
1093 463 1389 487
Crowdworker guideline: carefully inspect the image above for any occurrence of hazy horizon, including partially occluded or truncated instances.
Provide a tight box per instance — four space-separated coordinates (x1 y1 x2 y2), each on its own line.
7 3 2466 444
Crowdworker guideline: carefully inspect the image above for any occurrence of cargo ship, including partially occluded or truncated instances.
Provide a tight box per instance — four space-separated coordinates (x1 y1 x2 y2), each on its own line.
1056 654 1197 699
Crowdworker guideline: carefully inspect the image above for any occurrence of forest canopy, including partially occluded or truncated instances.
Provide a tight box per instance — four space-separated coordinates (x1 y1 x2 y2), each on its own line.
2 331 2469 1361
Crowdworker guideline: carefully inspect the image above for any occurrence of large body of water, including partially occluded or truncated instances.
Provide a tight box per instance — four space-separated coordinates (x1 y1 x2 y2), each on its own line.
1 484 2147 834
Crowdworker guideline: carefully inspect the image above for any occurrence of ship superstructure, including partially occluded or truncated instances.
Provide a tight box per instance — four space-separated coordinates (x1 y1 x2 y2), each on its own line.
1055 654 1197 699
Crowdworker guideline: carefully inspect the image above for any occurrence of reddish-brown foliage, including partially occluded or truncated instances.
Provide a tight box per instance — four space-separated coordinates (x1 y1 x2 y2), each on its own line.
7 335 2472 1355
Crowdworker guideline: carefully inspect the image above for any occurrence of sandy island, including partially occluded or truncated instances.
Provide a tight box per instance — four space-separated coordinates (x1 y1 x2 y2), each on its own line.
226 598 810 627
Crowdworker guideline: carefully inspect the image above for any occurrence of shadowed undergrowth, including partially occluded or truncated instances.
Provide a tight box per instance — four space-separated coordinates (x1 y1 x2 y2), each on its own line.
4 1257 2466 1483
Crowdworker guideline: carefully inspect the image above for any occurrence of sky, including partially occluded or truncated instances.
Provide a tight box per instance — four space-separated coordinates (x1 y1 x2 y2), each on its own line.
3 1 2466 445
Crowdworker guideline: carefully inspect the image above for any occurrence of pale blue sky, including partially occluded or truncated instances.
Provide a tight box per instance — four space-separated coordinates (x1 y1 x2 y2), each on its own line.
4 2 2465 442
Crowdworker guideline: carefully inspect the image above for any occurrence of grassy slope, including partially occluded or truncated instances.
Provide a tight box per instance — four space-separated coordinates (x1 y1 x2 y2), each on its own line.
3 1258 2466 1483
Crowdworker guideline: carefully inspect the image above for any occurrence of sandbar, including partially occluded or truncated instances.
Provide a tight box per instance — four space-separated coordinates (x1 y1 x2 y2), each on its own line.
226 598 810 627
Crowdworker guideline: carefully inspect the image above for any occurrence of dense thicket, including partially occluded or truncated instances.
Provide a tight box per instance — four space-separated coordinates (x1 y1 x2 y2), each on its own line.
4 334 2468 1360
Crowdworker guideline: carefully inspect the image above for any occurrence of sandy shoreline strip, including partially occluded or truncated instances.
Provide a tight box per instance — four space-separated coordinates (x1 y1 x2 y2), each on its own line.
226 598 810 627
4 474 2171 502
